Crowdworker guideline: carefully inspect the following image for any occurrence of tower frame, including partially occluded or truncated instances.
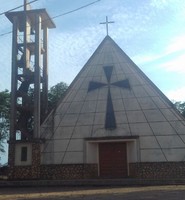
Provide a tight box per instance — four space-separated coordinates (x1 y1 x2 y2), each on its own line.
6 0 55 179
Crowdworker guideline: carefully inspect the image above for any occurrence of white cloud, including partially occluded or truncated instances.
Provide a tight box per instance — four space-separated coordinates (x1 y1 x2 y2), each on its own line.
165 35 185 55
132 33 185 73
150 0 169 9
160 54 185 73
132 54 162 65
48 25 103 86
112 6 150 40
1 0 185 92
166 87 185 101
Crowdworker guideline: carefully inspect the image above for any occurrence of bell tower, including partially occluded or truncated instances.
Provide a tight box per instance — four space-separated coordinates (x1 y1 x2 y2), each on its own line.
6 0 55 179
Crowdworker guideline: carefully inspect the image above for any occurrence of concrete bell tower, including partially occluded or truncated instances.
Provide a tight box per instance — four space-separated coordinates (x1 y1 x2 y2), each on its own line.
6 0 55 179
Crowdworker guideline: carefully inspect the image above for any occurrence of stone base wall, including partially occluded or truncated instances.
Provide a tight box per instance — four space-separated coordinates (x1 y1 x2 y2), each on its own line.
8 164 98 180
8 165 41 180
129 162 185 179
8 140 42 180
9 166 33 180
0 166 8 176
41 164 98 180
8 162 185 180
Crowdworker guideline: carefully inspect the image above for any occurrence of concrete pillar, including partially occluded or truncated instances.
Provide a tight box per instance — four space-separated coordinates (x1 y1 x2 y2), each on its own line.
34 14 41 138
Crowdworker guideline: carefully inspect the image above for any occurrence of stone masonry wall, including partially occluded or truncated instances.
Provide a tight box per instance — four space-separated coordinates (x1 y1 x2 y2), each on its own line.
8 141 41 180
9 166 33 180
8 139 97 180
31 143 41 179
40 164 98 180
8 143 15 179
129 162 185 179
8 164 98 180
8 162 185 180
8 140 98 180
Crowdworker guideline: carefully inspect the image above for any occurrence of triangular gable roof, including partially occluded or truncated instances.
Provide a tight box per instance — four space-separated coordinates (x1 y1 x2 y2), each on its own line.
41 35 185 164
54 35 176 111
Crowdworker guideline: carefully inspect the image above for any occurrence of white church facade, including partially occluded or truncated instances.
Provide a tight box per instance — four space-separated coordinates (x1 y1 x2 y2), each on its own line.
9 35 185 180
6 2 185 180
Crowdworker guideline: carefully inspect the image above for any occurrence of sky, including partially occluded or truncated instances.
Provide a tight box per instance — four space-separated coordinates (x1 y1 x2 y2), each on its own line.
1 0 185 163
1 0 185 102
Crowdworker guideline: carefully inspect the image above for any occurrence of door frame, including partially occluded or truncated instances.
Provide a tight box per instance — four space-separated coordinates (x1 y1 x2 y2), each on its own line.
85 136 139 177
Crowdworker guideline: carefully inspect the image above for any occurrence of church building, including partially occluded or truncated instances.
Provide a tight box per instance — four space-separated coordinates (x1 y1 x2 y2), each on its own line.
38 35 185 179
7 2 185 180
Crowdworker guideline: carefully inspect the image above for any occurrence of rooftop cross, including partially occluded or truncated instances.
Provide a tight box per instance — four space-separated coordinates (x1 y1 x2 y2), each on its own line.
24 0 31 11
100 16 114 36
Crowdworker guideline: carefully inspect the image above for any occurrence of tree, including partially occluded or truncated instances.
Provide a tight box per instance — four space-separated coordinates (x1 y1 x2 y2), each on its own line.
0 82 68 153
174 101 185 118
0 90 10 154
48 82 68 111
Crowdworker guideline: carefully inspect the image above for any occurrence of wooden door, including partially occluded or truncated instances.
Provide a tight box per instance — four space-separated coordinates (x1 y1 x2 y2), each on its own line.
99 142 127 178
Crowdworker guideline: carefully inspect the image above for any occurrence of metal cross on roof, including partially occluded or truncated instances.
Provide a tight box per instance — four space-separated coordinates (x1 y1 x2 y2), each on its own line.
88 66 131 130
100 16 114 35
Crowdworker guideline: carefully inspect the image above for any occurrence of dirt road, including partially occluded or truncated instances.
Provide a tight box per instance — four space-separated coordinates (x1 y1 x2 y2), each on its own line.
0 185 185 200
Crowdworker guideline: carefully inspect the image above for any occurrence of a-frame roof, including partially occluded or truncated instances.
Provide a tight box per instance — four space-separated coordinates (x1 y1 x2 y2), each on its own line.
54 35 176 111
41 35 185 164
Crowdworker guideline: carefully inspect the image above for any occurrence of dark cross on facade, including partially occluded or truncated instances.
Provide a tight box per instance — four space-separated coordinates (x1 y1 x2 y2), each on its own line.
88 66 131 130
100 16 114 35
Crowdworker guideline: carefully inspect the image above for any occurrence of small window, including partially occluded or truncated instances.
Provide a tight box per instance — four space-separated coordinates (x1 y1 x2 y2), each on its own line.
21 146 27 161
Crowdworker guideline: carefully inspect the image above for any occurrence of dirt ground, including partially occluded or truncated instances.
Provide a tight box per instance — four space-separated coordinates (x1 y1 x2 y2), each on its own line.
0 185 185 200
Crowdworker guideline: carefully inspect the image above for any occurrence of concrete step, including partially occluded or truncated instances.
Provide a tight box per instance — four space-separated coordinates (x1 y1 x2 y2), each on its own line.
1 179 185 187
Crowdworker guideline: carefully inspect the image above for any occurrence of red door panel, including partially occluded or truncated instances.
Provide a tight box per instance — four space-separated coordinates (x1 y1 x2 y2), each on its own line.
99 142 127 178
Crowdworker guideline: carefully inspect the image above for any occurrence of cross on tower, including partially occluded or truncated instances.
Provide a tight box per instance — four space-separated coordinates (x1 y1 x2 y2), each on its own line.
88 66 131 130
100 16 114 35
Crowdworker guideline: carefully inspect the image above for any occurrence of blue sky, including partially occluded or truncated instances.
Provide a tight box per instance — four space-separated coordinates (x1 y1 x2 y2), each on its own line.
1 0 185 163
1 0 185 101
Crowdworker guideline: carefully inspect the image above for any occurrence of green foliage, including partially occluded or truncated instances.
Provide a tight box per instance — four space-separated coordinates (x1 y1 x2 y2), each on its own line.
0 82 68 153
0 90 10 153
174 101 185 118
48 82 68 111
